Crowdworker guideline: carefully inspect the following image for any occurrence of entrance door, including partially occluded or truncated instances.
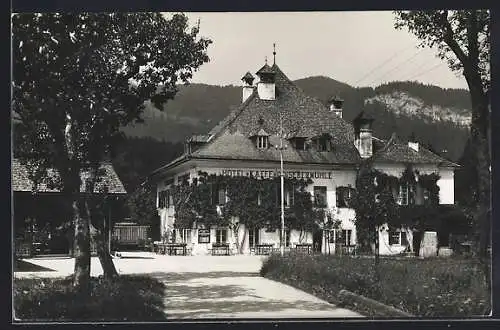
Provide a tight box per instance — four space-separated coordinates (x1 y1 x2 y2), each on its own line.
313 229 322 253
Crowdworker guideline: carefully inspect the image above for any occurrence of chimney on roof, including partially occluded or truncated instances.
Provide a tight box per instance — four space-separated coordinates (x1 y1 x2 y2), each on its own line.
408 141 419 152
241 72 255 103
256 61 276 101
328 96 343 118
408 132 419 152
353 111 374 159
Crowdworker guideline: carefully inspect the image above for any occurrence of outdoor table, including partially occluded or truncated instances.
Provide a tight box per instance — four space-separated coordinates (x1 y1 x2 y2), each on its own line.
211 244 230 256
295 244 313 254
341 244 357 256
255 244 274 255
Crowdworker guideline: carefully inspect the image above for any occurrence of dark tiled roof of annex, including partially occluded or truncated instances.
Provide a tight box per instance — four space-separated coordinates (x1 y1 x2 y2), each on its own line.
370 135 459 167
12 158 127 194
196 63 360 165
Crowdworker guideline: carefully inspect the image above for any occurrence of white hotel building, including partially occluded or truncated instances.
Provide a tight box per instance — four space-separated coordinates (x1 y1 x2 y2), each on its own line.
148 60 458 256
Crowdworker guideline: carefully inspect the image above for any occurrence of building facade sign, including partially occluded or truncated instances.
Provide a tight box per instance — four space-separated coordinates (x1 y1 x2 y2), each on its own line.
198 229 210 244
219 169 333 180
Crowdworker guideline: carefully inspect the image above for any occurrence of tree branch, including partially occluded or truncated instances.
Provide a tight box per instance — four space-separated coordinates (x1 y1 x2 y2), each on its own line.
438 11 470 68
467 11 480 72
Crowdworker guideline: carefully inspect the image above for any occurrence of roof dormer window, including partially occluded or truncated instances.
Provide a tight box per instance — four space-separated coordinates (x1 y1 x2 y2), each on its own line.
250 127 270 150
289 137 306 150
313 134 332 152
257 135 269 149
318 139 328 152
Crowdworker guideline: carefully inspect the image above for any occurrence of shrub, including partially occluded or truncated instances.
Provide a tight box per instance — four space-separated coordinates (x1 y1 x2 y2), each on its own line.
13 275 166 321
260 253 491 317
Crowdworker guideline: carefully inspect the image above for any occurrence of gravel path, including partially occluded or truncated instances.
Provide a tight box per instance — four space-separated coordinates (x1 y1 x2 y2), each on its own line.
15 252 363 319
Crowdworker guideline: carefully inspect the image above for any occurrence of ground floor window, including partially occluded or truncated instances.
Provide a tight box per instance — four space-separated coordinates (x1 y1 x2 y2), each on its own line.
279 229 290 247
335 229 352 245
389 230 408 245
326 230 335 244
249 228 260 248
178 228 192 244
216 228 228 244
313 186 327 208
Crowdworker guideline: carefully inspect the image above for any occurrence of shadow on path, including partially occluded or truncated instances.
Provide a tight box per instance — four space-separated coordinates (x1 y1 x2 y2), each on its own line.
150 271 260 282
14 260 56 272
166 299 344 319
146 271 347 319
117 256 156 259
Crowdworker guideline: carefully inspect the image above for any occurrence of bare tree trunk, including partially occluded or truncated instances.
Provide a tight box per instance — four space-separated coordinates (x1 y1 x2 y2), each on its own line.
467 83 491 292
89 220 118 279
83 198 118 278
84 166 119 279
64 112 91 293
374 226 380 278
327 231 331 255
73 196 91 293
239 224 247 254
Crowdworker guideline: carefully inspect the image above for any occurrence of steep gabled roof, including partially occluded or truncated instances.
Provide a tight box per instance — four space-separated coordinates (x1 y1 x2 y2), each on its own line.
370 135 459 167
190 131 359 165
187 134 210 143
197 63 359 165
256 63 274 76
12 159 127 194
249 128 271 137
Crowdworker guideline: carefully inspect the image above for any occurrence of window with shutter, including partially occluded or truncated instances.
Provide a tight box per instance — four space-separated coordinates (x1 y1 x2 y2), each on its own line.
313 186 327 208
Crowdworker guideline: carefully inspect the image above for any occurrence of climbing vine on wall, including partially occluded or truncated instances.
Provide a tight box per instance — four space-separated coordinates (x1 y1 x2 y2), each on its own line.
170 171 324 232
351 163 441 252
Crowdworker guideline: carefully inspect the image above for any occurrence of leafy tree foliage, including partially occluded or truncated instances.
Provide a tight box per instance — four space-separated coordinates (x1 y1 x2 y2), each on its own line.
351 166 399 258
351 164 441 258
12 12 211 292
169 173 325 252
394 10 491 289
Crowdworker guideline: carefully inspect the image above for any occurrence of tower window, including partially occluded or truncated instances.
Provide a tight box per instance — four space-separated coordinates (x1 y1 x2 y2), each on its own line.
257 136 269 149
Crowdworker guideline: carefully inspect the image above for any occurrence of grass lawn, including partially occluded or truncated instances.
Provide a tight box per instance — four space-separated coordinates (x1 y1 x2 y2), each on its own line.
13 275 167 321
260 253 491 317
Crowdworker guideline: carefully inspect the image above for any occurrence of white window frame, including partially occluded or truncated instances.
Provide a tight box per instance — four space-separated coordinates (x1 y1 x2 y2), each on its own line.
180 228 192 244
388 230 407 246
398 183 409 206
284 188 294 207
216 228 228 244
218 187 227 205
249 228 260 248
333 229 352 245
257 136 268 149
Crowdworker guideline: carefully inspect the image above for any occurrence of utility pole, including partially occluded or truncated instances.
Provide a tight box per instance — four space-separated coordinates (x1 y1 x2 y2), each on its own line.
276 113 286 256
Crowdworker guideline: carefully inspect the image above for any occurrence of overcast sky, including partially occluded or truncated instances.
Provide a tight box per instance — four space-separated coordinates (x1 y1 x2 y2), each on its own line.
164 11 469 90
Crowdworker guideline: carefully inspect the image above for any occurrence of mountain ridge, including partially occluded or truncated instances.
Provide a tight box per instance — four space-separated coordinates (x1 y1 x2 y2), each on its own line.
121 76 471 162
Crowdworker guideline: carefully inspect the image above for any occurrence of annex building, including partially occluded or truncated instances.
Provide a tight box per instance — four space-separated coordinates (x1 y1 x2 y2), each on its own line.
149 59 458 256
